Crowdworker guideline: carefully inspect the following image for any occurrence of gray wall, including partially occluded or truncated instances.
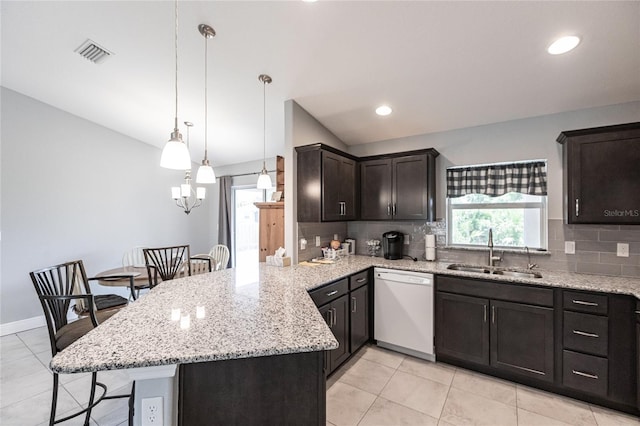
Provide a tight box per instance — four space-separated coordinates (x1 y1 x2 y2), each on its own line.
1 88 212 329
348 101 640 220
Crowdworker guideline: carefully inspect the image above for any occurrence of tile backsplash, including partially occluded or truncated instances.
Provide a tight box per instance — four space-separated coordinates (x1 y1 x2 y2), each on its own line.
338 218 640 278
297 222 348 261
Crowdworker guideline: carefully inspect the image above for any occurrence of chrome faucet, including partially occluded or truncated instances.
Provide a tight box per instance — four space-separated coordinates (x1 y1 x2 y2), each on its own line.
525 246 538 270
487 229 501 267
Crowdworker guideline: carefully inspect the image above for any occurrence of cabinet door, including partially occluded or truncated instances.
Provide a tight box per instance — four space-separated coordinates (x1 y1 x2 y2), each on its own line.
435 292 489 365
329 295 351 372
317 304 332 374
490 300 554 382
569 136 640 224
257 205 284 262
322 151 343 221
340 157 358 220
350 284 369 352
360 159 392 220
392 154 429 220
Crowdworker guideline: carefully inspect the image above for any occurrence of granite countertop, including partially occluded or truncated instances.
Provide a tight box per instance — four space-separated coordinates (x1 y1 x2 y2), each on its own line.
50 265 338 374
294 255 640 298
51 255 640 374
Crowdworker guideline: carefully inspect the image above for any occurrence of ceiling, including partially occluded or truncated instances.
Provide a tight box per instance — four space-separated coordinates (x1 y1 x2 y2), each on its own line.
2 1 639 167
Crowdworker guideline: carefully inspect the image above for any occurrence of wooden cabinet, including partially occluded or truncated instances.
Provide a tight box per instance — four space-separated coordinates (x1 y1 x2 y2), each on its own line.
296 145 358 222
254 202 284 262
557 122 640 224
561 290 636 406
309 270 372 376
360 150 438 221
435 275 554 382
349 270 370 352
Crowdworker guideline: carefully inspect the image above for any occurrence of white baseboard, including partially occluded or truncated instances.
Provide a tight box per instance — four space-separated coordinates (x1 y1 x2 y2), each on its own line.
0 315 46 336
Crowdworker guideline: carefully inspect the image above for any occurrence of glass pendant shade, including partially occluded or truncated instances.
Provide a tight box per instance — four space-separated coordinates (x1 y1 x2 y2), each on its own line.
160 132 191 170
257 169 272 189
196 163 216 184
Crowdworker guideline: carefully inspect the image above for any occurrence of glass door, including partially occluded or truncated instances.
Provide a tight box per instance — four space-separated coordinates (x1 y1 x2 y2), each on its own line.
232 186 273 268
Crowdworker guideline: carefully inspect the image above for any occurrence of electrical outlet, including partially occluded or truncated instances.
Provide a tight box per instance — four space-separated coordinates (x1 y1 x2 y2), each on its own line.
617 243 630 257
315 236 321 247
565 241 575 254
141 397 163 426
300 238 307 250
404 234 410 245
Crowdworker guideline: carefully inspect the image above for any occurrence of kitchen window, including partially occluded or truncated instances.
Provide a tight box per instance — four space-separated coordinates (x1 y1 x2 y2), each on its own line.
446 160 548 250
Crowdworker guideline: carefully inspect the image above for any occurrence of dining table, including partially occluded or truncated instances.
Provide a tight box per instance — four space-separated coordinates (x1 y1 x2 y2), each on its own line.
94 266 149 300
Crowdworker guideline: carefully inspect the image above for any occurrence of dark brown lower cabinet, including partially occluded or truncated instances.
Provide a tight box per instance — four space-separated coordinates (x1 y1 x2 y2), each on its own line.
319 294 350 374
178 351 325 425
435 292 489 365
637 300 640 410
491 300 554 381
350 284 369 352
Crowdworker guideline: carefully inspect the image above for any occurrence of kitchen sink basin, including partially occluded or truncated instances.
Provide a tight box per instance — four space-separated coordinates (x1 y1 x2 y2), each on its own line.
446 264 490 273
446 264 542 279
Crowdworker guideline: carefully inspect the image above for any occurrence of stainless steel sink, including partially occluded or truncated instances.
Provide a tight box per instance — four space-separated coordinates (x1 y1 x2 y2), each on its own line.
446 264 542 279
492 269 543 279
446 264 490 274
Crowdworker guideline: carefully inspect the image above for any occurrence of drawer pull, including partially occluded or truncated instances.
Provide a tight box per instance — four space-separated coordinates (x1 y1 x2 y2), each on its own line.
326 290 338 297
635 310 640 314
572 300 598 307
356 278 367 283
572 370 599 380
572 330 599 338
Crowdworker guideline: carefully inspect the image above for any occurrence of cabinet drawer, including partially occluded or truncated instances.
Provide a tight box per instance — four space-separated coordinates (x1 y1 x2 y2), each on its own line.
563 291 608 315
563 311 608 357
349 270 369 291
309 279 349 307
436 276 553 307
563 350 608 397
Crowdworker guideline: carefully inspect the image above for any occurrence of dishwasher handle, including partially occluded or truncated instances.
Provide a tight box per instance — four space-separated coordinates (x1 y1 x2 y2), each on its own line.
376 272 432 285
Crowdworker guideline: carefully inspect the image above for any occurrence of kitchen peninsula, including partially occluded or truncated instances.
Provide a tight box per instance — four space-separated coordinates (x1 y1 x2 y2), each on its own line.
50 256 640 424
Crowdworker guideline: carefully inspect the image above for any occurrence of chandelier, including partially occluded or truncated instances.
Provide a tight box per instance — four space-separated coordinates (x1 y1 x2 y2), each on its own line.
171 122 205 214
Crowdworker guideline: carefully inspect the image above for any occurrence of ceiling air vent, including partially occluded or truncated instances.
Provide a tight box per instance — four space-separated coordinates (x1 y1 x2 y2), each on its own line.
74 39 113 64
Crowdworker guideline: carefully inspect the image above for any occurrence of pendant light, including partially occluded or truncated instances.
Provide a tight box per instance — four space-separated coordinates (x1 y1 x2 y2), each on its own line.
195 24 216 184
171 122 205 214
256 74 273 190
160 0 191 170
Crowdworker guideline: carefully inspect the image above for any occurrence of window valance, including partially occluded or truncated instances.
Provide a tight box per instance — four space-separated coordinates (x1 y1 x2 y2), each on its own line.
446 160 547 198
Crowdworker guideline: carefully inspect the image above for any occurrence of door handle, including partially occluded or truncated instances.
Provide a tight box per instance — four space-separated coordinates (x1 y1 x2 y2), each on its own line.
572 370 598 380
387 204 391 216
491 305 495 324
575 198 580 217
352 296 357 313
392 203 397 216
332 308 337 325
572 300 598 307
483 304 487 323
327 309 333 328
572 330 599 338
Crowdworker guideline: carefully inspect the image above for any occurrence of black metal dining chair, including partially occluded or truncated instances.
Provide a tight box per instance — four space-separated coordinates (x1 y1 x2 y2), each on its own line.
29 260 135 426
143 244 191 287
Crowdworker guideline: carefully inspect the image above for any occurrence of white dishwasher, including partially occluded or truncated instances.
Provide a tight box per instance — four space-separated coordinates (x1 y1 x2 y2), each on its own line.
374 268 435 361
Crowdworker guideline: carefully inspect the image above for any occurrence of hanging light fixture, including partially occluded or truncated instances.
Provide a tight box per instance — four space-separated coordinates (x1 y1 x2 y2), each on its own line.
257 74 273 190
160 0 191 170
171 122 205 214
195 24 216 184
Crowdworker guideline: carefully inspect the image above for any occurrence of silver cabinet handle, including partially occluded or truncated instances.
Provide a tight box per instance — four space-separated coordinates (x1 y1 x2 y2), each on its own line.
339 201 346 216
332 308 337 325
572 300 598 307
352 296 357 313
575 198 580 217
572 370 598 380
392 203 397 216
491 305 495 324
356 278 367 283
483 305 487 323
635 310 640 314
327 310 333 328
326 290 338 297
572 330 599 338
387 204 391 216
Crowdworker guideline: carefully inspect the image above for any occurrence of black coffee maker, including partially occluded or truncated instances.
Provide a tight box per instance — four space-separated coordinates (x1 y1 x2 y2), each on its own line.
382 231 404 260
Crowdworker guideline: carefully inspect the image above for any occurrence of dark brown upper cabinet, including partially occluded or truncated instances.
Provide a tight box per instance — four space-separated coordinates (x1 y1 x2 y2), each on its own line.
360 150 438 221
557 122 640 224
296 144 358 222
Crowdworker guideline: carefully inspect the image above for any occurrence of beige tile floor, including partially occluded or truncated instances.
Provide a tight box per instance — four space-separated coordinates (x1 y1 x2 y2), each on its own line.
327 345 640 426
1 328 638 426
1 327 132 426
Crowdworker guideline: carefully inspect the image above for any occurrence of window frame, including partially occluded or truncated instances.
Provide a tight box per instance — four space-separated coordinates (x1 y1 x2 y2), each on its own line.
446 194 548 250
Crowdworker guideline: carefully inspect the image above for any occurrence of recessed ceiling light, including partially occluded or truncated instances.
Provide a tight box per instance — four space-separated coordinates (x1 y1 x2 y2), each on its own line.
547 36 581 55
376 105 392 116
